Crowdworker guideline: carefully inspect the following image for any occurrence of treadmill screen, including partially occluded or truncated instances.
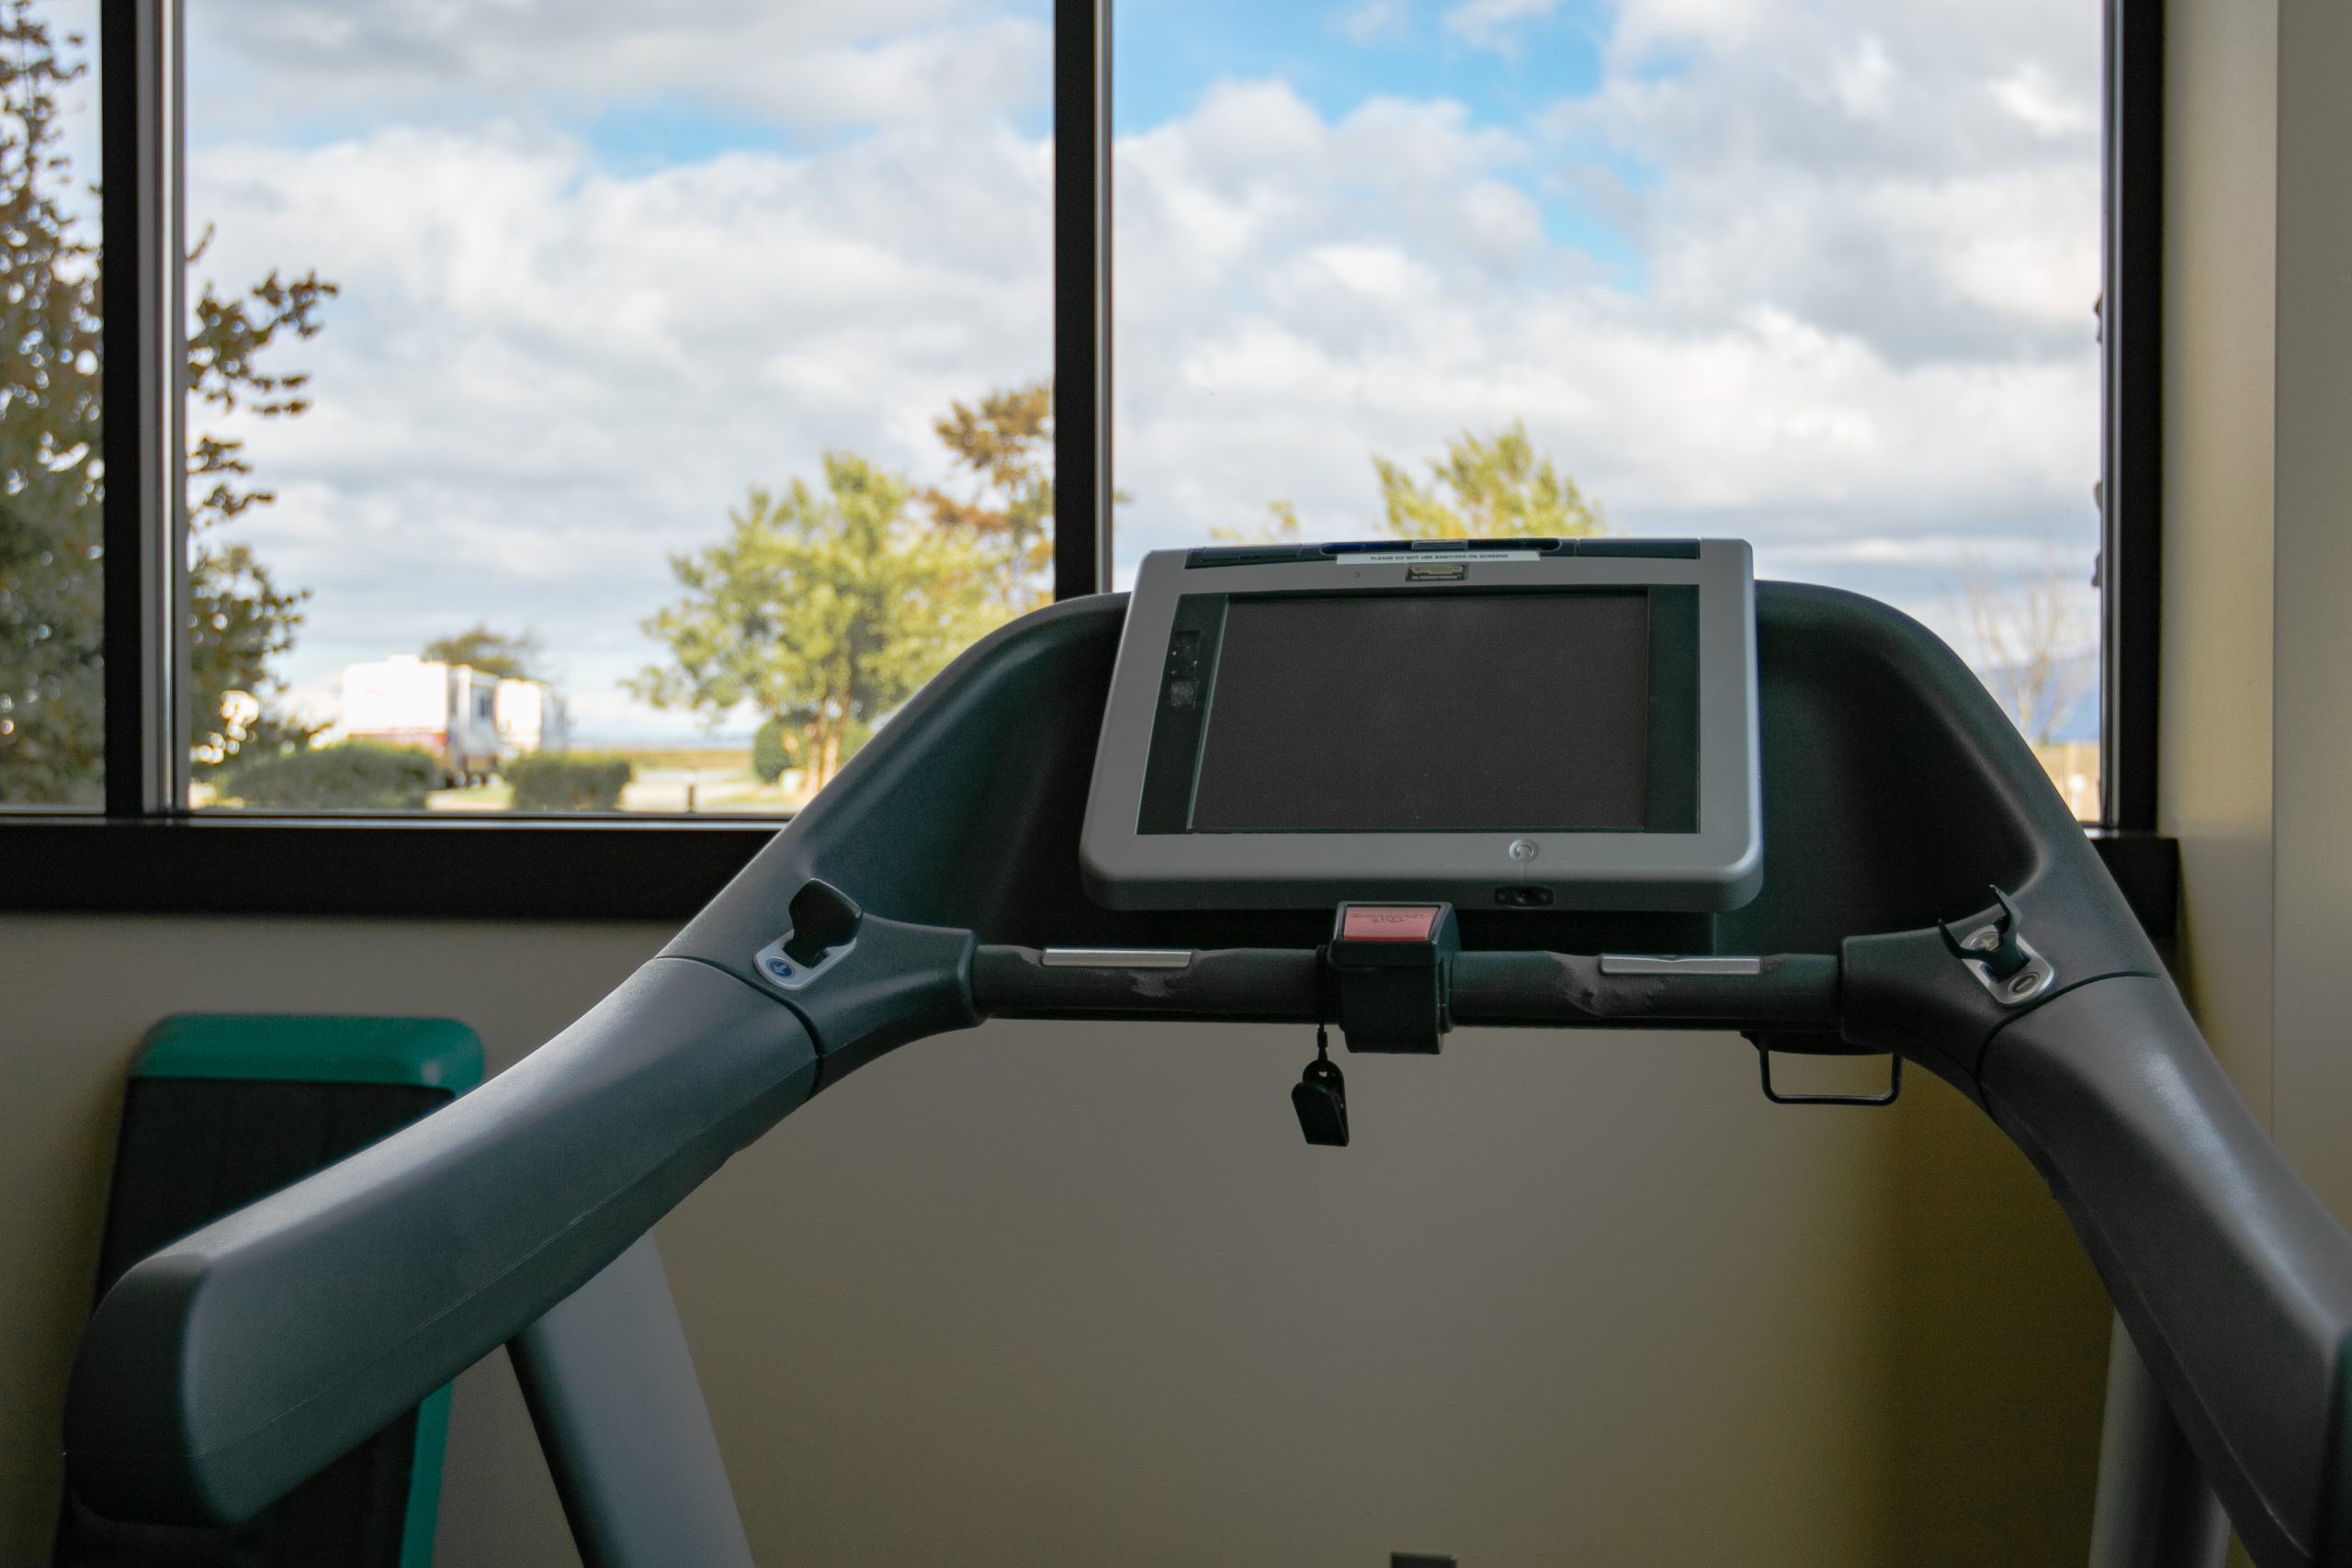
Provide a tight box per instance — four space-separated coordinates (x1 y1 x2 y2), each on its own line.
1188 592 1657 832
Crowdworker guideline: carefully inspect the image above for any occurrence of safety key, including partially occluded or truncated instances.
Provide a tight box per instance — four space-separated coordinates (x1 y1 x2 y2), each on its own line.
1293 1025 1350 1147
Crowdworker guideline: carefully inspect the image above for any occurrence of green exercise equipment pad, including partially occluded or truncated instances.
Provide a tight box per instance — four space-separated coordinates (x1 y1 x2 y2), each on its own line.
52 1014 483 1568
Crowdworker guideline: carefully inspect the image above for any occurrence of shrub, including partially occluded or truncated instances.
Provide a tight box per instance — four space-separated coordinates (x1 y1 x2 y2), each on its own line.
505 751 634 812
219 741 439 810
750 717 792 785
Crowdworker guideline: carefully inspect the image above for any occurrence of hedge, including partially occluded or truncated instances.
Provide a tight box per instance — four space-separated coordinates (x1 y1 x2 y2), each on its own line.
504 752 634 812
219 741 439 810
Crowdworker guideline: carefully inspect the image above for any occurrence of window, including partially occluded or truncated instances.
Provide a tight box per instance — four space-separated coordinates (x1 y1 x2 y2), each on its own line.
1112 0 2106 819
0 0 2166 917
0 0 101 807
179 0 1052 814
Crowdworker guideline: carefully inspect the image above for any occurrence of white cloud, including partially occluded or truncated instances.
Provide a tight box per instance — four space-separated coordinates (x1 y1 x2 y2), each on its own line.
178 0 2105 737
1443 0 1565 53
189 114 1053 732
1333 0 1413 47
1829 39 1896 120
1109 0 2104 643
188 0 1048 135
1610 0 1773 62
1993 63 2099 139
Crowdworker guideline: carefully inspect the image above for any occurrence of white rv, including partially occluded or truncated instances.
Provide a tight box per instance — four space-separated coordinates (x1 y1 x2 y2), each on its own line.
339 657 504 785
493 678 570 758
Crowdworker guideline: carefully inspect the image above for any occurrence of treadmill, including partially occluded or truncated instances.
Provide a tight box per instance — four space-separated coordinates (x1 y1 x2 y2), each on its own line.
61 541 2352 1567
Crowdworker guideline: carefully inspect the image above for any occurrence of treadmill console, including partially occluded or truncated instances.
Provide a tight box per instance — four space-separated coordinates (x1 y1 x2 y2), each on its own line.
1080 539 1761 911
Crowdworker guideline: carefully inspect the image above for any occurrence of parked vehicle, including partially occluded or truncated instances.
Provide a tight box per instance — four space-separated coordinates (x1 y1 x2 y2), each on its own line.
492 677 570 759
339 657 503 786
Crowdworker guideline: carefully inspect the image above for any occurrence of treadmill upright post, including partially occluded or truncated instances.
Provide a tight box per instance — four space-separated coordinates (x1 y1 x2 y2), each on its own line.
508 1235 753 1568
2088 1314 2231 1568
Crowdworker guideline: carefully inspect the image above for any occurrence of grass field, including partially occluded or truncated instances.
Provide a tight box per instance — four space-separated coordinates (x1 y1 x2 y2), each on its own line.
239 737 2106 821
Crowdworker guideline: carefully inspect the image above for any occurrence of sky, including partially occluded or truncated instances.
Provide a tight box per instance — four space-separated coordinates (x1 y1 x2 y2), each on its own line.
111 0 2102 740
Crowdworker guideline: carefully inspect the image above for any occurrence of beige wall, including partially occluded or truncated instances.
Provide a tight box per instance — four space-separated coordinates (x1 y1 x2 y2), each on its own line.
2269 0 2352 1221
2159 11 2284 1557
0 912 2110 1566
2160 0 2278 1115
2161 0 2352 1236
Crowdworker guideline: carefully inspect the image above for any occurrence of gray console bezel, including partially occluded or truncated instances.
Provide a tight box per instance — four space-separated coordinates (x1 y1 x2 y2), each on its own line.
1080 540 1762 911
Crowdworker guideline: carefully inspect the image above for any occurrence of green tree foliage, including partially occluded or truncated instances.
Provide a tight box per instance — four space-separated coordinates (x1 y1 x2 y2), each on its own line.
186 231 335 774
0 1 102 802
0 2 329 802
1373 421 1605 540
504 751 632 812
217 739 435 810
923 379 1053 614
423 623 543 681
631 452 994 794
749 716 790 785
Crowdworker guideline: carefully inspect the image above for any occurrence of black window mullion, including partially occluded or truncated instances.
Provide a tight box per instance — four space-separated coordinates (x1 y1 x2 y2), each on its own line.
1052 0 1110 600
2100 0 2164 833
99 0 185 818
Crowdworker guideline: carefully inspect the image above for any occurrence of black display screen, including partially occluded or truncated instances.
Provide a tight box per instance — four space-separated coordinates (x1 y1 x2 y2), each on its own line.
1185 591 1659 832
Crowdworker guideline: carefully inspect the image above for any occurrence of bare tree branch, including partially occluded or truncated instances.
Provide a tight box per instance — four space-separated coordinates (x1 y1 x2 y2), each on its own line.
1950 543 2097 744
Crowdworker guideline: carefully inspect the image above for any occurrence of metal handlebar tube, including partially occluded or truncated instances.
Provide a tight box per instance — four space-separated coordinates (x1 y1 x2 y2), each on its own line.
1448 951 1838 1031
510 1235 757 1568
970 945 1842 1034
971 945 1323 1021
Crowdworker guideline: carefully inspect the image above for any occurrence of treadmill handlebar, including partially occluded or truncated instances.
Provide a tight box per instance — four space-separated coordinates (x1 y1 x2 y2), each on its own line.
1979 975 2352 1568
64 956 827 1528
968 943 1841 1032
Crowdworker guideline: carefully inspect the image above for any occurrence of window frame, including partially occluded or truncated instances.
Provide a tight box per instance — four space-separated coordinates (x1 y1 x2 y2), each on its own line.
6 0 2171 927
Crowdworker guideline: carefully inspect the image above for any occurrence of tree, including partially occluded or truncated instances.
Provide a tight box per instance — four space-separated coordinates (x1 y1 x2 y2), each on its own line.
1373 421 1605 540
923 379 1053 614
0 0 103 802
749 716 790 785
0 1 329 803
1952 544 2097 745
186 230 336 773
631 452 996 794
423 623 544 681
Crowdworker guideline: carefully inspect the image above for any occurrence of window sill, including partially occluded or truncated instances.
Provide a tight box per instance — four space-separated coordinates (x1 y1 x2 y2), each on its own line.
3 814 2181 937
0 814 784 920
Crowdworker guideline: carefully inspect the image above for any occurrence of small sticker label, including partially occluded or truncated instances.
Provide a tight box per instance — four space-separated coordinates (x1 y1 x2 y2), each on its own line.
1345 550 1539 564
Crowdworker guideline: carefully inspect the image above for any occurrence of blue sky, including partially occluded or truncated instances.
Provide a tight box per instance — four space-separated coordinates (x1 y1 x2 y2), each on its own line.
1119 0 1645 275
155 0 2102 746
1114 0 1611 131
181 0 1645 271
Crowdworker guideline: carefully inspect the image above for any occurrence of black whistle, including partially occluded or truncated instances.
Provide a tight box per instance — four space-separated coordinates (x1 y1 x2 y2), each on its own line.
1293 1037 1350 1147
